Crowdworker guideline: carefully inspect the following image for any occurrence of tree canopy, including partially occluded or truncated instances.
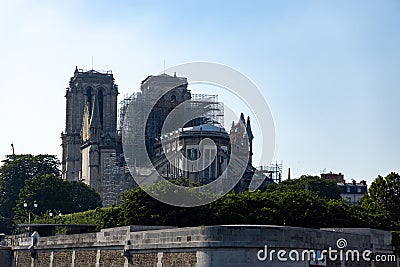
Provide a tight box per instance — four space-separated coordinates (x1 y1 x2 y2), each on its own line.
13 174 102 225
267 175 342 200
0 154 101 233
0 154 60 232
2 156 398 234
51 178 389 232
362 172 400 228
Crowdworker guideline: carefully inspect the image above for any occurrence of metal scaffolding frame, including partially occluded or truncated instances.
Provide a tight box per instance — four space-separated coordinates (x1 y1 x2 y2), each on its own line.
118 92 225 133
257 162 283 184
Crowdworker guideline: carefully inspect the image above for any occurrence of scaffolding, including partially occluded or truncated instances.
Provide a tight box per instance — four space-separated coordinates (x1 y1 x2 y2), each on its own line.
118 93 137 133
118 92 225 134
191 93 224 126
257 162 283 183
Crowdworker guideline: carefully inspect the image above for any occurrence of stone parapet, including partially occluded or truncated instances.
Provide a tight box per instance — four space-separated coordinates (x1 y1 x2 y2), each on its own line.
8 225 400 267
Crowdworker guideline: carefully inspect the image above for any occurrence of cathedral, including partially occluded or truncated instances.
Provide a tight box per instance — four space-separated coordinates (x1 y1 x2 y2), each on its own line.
61 67 265 206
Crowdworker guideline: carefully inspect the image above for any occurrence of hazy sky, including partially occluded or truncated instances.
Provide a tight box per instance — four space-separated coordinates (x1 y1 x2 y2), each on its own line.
0 0 399 183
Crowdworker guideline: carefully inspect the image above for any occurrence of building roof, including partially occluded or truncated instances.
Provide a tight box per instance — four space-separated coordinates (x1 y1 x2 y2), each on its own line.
141 73 187 85
182 124 227 133
337 182 368 195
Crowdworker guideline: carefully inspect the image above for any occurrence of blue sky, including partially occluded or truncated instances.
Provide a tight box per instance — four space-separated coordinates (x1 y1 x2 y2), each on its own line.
0 0 399 183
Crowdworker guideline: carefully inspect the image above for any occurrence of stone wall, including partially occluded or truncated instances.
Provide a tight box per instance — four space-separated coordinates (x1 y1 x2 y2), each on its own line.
74 250 96 266
131 253 158 267
53 251 72 267
35 251 51 267
0 247 12 267
8 225 400 267
162 252 197 267
99 250 125 267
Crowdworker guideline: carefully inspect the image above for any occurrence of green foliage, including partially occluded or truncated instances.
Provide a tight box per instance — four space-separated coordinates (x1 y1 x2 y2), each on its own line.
362 172 400 229
119 186 167 226
270 175 342 200
65 181 102 212
272 190 327 228
0 154 101 233
43 184 367 230
0 154 60 233
26 172 400 233
55 206 121 231
13 174 102 225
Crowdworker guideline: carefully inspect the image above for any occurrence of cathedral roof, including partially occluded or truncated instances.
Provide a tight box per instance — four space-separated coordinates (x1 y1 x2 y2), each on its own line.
182 124 227 133
141 73 187 85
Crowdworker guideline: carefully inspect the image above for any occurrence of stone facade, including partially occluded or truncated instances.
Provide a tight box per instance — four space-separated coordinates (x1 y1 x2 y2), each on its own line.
131 253 158 267
99 250 125 267
61 68 264 206
61 68 127 206
162 252 197 266
61 67 118 185
13 251 30 267
153 124 231 184
52 251 72 267
8 225 399 267
35 251 51 267
74 250 96 266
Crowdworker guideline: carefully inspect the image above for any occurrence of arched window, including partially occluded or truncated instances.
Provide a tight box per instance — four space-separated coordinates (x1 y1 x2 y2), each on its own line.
171 94 177 101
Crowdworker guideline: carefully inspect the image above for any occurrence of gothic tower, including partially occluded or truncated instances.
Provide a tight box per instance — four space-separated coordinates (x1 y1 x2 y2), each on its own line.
141 73 191 161
61 67 118 190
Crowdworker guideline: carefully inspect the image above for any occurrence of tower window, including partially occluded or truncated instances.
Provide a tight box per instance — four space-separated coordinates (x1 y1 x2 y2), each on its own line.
171 94 177 101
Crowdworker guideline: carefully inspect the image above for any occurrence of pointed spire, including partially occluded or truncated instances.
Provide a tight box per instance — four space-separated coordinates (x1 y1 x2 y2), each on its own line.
246 116 254 139
240 113 245 125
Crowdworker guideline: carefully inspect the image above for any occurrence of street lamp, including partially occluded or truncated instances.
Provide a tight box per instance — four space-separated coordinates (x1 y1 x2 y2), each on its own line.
23 200 38 224
49 210 62 223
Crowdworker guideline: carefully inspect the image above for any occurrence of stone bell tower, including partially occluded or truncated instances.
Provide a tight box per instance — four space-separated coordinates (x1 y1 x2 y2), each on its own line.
61 67 118 192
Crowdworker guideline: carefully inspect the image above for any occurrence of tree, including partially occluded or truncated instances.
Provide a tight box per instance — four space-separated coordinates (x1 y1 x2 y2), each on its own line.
362 172 400 229
271 190 328 228
118 186 175 226
66 181 103 212
207 191 280 225
28 173 400 232
13 174 102 225
270 175 342 200
0 154 60 233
